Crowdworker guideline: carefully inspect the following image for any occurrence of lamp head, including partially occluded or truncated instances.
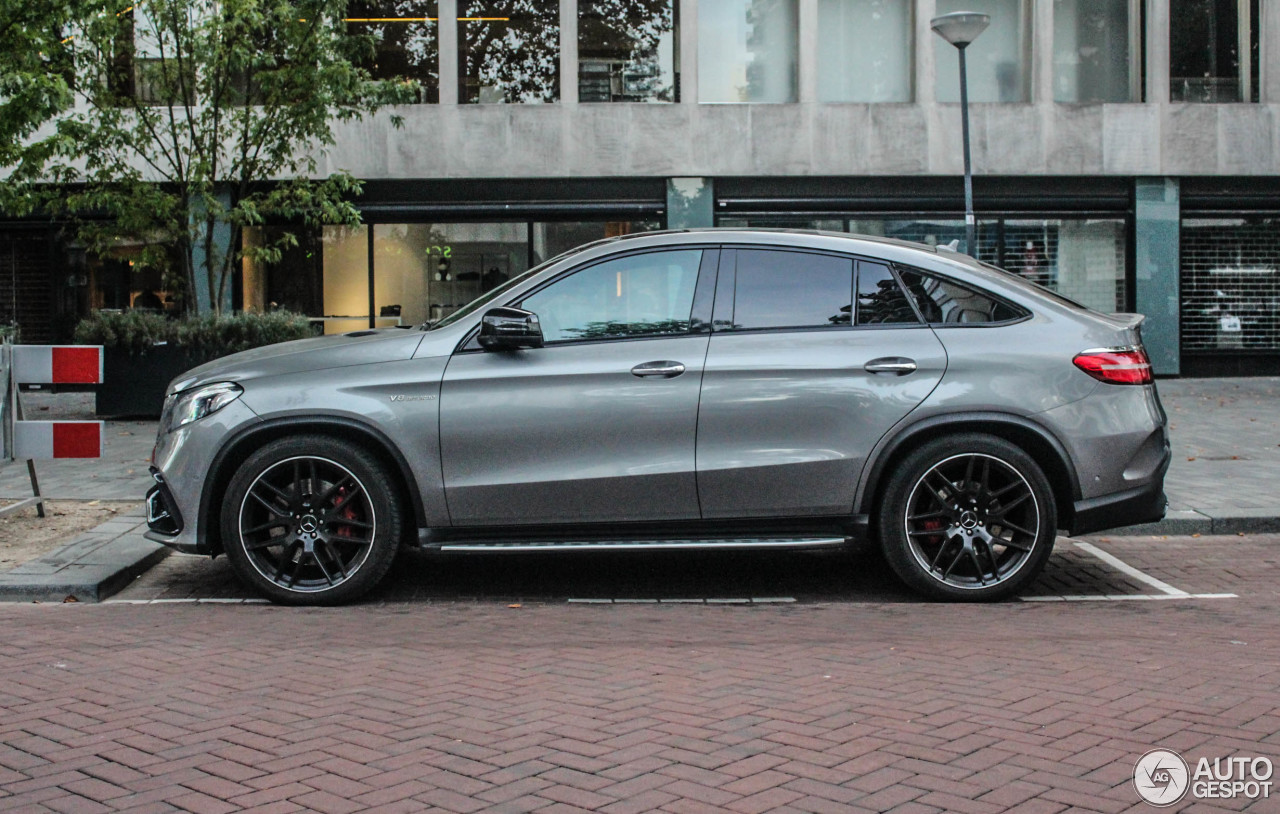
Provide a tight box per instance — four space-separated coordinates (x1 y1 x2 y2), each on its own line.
930 11 990 48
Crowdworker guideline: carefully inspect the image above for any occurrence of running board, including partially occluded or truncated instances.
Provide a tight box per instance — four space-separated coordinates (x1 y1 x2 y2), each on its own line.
437 537 849 553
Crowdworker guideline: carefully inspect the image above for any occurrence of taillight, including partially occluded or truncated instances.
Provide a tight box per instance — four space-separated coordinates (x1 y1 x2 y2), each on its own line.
1073 347 1153 385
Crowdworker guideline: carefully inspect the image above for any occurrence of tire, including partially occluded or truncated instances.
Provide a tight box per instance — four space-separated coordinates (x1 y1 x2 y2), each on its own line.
221 435 403 605
878 433 1056 601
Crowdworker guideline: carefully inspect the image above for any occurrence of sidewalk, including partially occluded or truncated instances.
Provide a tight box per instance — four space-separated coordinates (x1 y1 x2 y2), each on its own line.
1 378 1278 600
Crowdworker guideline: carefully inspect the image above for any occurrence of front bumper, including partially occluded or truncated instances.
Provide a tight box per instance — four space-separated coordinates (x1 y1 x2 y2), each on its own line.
144 398 262 554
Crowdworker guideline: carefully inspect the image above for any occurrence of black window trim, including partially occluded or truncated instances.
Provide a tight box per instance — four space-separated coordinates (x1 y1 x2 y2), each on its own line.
711 245 931 335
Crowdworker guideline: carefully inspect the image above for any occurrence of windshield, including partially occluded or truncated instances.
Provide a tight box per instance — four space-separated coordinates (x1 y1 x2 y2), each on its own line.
425 242 600 331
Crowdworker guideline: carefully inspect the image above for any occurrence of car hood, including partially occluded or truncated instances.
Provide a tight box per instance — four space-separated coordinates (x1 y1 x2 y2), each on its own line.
167 328 427 395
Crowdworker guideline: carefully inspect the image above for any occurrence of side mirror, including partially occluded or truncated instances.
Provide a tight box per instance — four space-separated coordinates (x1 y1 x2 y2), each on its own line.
478 307 544 351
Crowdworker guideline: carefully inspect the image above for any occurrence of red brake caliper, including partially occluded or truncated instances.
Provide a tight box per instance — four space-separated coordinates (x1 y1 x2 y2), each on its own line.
333 486 358 538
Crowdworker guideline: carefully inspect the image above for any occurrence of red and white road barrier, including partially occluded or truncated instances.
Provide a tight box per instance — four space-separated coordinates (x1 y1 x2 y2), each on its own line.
11 345 104 385
13 421 103 459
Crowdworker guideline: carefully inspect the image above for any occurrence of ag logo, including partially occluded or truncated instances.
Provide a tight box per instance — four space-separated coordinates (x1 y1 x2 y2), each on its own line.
1134 749 1190 806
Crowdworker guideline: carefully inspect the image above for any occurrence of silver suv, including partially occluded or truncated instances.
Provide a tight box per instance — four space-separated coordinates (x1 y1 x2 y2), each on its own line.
145 230 1170 604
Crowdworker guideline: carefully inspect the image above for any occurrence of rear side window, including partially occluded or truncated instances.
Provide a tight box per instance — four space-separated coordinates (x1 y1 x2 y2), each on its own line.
731 250 853 330
895 267 1026 324
856 262 921 325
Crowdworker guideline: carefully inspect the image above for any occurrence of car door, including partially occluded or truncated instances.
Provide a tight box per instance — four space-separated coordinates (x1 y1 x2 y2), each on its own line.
695 250 947 518
439 248 718 526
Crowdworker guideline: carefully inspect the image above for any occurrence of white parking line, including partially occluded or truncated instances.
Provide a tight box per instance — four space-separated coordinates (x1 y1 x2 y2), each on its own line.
567 597 796 604
1071 540 1188 595
1019 540 1237 602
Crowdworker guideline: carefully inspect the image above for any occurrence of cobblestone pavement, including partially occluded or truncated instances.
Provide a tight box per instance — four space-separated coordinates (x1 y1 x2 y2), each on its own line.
2 533 1278 813
4 378 1279 517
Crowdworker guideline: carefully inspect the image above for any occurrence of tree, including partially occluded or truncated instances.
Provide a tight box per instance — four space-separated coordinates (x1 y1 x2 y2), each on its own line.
0 0 86 214
43 0 417 313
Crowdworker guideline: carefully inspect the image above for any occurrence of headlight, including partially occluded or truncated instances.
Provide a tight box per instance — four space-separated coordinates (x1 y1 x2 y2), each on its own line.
168 382 242 431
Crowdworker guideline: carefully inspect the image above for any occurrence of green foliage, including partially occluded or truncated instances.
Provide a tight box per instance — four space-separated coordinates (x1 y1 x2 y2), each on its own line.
172 310 314 357
34 0 417 313
0 322 20 344
73 309 313 357
0 0 88 214
72 310 172 355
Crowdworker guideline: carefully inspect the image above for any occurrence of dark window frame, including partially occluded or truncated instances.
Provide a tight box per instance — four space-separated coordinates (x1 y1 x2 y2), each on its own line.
710 246 936 335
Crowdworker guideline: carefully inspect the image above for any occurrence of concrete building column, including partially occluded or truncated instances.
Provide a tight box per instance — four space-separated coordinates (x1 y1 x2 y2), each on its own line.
679 0 697 103
1134 178 1181 376
1264 0 1280 102
914 0 937 103
798 0 818 103
438 0 458 105
1031 0 1053 103
560 0 578 104
1146 0 1170 103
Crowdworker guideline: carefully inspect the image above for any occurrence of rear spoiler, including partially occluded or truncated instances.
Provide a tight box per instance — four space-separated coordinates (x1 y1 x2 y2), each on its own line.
1096 312 1145 331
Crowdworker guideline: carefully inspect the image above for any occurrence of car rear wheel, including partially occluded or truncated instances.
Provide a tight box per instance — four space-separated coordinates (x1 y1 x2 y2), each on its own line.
879 433 1056 601
221 435 402 605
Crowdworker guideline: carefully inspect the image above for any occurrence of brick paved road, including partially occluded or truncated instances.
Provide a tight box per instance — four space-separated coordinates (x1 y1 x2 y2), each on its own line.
2 534 1278 813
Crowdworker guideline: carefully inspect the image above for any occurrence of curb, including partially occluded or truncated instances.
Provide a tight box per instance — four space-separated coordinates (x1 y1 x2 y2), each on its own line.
0 524 170 603
1104 509 1280 537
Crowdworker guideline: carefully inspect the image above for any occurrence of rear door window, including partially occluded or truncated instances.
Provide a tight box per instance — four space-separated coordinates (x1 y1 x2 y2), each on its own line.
895 267 1026 324
729 250 853 330
855 261 921 325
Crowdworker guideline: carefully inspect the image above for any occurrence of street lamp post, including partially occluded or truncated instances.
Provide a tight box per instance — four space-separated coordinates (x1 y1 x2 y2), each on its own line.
931 11 990 257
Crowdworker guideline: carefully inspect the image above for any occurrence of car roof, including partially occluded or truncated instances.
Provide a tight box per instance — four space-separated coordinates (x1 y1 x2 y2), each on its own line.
599 227 943 256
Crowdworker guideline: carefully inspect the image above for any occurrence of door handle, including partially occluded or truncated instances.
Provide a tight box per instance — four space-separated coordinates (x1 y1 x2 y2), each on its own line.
631 361 686 378
864 357 917 375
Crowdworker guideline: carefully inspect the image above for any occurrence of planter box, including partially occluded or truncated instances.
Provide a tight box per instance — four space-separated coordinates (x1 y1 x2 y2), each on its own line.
97 346 204 418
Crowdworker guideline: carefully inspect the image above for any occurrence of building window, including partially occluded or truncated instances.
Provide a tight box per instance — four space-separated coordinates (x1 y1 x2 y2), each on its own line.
934 0 1029 103
347 1 439 103
817 0 912 103
579 0 677 102
1053 0 1139 103
1181 217 1280 353
532 221 662 264
459 1 559 103
375 223 530 325
1171 0 1259 102
698 0 798 103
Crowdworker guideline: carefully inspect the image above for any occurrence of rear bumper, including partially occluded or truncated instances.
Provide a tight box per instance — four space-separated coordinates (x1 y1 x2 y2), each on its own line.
1068 445 1171 536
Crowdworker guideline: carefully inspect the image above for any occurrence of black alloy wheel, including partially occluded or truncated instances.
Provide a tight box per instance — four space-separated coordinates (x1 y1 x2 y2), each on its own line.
879 434 1056 601
222 435 402 605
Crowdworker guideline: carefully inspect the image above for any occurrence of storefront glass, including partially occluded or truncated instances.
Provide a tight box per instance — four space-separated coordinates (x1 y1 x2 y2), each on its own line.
374 223 530 325
322 226 372 334
720 216 1126 314
579 0 677 102
347 0 439 103
532 220 663 264
459 1 560 103
698 0 798 103
1181 217 1280 352
1053 0 1135 103
817 0 912 102
934 0 1028 102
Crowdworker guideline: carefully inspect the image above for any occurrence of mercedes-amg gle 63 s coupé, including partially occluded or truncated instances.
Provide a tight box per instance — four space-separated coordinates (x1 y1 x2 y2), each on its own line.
146 230 1169 604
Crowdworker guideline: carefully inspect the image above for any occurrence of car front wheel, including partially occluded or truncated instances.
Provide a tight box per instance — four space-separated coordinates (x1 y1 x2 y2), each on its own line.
879 434 1056 601
221 435 402 605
